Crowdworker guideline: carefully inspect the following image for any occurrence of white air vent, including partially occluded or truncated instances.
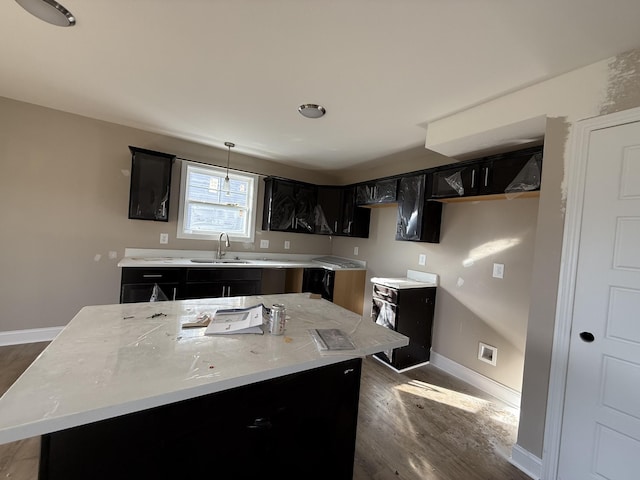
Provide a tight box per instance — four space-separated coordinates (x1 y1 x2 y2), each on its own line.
478 342 497 366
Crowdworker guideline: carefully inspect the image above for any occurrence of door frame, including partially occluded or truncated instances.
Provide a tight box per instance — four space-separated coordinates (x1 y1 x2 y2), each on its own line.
542 105 640 479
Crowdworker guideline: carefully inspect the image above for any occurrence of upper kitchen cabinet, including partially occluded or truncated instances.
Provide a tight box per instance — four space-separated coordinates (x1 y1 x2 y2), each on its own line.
478 146 543 197
430 162 480 199
128 146 176 221
341 187 371 238
315 186 343 235
316 186 371 238
262 177 317 233
430 145 543 201
396 174 442 243
355 178 398 206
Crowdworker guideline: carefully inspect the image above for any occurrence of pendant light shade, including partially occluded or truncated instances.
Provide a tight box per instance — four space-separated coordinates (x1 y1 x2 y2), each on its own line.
15 0 76 27
223 142 235 195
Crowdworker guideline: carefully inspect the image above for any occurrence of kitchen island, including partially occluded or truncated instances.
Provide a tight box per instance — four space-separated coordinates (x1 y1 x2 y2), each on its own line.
0 293 407 479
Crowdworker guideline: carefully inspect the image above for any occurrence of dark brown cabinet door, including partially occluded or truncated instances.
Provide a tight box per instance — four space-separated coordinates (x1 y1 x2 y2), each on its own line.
478 147 543 195
316 186 343 235
262 177 317 233
341 187 370 237
355 178 398 205
431 163 480 199
128 146 175 221
396 174 442 243
262 177 296 231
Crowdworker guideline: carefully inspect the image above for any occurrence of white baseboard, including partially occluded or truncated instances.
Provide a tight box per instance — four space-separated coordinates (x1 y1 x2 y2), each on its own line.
510 444 542 480
0 327 63 346
429 351 522 409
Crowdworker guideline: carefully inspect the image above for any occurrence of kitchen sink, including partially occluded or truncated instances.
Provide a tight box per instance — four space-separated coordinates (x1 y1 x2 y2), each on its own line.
190 259 251 264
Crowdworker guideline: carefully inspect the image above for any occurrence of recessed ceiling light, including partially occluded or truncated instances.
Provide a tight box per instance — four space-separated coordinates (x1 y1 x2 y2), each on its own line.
15 0 76 27
298 104 326 119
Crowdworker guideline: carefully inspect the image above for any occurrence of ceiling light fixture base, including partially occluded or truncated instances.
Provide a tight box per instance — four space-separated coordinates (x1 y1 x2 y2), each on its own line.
298 104 326 119
15 0 76 27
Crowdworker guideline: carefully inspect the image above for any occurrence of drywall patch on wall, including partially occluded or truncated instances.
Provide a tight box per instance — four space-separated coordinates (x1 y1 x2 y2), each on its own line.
601 48 640 116
547 117 571 209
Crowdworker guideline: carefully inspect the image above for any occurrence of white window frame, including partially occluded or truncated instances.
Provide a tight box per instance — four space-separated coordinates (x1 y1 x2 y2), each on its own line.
176 160 258 242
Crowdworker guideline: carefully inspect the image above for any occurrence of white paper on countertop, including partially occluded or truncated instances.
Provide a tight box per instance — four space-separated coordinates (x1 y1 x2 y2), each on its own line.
204 304 266 335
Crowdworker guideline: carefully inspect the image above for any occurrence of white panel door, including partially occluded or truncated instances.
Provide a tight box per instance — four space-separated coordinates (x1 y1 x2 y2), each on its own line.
558 120 640 479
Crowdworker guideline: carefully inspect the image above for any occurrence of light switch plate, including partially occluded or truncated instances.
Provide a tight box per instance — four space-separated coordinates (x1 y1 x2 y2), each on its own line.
493 263 504 279
260 240 269 249
284 240 290 250
418 254 426 266
353 246 359 256
160 233 169 244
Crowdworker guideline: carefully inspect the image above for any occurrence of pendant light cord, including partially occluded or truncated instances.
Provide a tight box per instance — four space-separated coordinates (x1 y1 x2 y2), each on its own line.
223 141 235 194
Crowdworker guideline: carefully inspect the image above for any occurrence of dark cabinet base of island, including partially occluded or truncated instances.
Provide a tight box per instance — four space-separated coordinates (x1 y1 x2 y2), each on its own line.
39 358 362 480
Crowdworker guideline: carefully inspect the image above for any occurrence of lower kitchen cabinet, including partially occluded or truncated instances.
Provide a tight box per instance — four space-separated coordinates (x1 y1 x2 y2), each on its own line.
40 358 362 480
371 282 436 371
120 268 184 303
184 268 262 299
120 267 261 303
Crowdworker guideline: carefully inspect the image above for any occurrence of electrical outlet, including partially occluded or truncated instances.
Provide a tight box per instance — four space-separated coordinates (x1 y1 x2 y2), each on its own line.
284 240 290 250
418 254 426 266
160 233 169 244
493 263 504 279
353 246 359 256
260 240 269 249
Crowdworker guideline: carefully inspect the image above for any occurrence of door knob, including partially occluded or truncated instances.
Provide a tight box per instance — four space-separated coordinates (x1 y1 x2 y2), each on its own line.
579 331 595 343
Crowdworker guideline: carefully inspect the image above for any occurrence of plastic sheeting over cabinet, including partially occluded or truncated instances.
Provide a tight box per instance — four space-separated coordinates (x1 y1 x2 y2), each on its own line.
396 174 442 243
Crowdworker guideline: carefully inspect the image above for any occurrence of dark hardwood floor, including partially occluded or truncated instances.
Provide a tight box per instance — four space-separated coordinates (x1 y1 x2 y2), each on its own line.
0 342 47 479
354 356 531 479
0 343 530 480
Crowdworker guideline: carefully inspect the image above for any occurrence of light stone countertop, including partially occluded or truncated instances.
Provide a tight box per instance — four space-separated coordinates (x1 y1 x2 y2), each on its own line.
0 293 406 445
117 248 366 271
370 269 439 289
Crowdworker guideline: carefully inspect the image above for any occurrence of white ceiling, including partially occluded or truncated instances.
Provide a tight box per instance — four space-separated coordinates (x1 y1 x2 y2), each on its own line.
3 1 640 170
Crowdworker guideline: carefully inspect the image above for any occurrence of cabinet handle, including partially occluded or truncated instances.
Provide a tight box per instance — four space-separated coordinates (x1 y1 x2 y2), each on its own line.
221 286 226 297
172 288 177 301
227 285 232 297
247 417 272 430
143 274 163 278
334 221 338 232
471 170 475 188
484 167 489 187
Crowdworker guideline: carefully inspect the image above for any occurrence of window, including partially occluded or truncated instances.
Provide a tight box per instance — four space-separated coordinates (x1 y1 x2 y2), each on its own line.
177 161 258 242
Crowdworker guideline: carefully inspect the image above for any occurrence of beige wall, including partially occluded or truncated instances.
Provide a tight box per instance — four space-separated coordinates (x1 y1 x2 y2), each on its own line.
0 97 336 332
331 196 538 392
422 48 640 460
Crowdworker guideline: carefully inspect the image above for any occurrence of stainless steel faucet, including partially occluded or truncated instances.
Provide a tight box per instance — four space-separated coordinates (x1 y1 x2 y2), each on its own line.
217 232 230 259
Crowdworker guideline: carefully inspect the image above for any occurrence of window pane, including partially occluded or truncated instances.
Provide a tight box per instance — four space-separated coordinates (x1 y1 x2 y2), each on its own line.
185 203 247 235
187 168 249 207
178 160 257 241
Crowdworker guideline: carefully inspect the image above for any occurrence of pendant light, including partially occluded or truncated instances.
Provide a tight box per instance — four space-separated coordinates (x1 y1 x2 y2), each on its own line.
223 142 235 195
15 0 76 27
